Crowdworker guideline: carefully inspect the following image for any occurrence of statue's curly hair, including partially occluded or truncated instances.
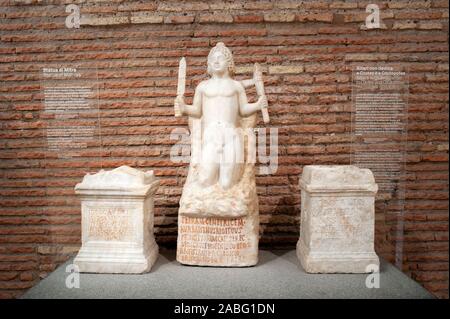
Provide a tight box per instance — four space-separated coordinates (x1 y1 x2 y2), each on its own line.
207 42 235 77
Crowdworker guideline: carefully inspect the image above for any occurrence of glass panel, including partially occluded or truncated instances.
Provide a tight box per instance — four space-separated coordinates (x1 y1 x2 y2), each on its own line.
351 64 409 269
39 63 102 274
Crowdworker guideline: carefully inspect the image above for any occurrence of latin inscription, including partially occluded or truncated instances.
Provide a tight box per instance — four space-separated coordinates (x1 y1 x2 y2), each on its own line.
88 206 133 241
177 216 253 265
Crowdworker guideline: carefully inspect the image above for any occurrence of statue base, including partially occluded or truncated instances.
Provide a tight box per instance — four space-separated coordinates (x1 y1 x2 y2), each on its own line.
176 214 259 267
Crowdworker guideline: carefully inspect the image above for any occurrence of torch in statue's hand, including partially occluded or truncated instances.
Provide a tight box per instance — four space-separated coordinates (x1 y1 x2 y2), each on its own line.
258 95 268 110
253 63 270 124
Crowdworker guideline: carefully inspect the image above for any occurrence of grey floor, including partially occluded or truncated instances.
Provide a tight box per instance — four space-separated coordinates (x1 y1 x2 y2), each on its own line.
22 250 433 299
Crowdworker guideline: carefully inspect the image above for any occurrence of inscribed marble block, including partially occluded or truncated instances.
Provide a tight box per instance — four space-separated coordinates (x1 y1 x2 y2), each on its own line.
73 165 159 273
297 165 380 273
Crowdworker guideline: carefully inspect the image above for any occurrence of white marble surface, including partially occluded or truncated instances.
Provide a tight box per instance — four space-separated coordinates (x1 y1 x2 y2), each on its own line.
297 165 380 273
74 166 159 274
174 43 268 266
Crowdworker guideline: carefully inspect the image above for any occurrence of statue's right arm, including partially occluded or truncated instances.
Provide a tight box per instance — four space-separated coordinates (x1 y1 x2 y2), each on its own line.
179 83 203 118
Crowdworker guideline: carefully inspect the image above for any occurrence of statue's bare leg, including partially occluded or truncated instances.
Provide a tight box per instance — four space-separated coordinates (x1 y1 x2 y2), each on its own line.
199 162 218 187
198 129 220 187
219 130 243 190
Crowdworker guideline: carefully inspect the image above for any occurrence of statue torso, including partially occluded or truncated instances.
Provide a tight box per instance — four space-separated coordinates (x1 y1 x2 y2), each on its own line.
201 78 240 128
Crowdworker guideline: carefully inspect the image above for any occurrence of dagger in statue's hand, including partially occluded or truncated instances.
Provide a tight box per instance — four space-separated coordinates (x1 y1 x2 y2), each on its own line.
174 57 186 117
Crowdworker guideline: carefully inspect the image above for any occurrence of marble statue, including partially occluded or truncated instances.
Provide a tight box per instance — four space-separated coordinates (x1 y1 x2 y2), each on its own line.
174 42 269 266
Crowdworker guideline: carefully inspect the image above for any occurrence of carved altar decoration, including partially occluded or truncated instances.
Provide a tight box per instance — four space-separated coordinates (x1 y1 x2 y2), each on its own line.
174 42 270 267
73 165 159 273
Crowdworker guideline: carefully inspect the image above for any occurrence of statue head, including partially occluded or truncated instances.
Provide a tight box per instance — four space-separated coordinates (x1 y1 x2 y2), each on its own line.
207 42 235 77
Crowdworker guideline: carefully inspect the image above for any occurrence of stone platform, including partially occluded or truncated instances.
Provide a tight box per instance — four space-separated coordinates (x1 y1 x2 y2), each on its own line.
22 250 433 299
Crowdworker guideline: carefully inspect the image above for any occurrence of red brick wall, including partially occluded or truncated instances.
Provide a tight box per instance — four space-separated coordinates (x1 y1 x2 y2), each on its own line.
0 0 448 299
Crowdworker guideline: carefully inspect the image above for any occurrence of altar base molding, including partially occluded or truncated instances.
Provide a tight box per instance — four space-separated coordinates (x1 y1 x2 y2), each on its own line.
297 165 379 273
73 165 159 274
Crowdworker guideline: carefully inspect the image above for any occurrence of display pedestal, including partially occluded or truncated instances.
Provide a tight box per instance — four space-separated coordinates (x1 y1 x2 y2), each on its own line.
22 250 433 299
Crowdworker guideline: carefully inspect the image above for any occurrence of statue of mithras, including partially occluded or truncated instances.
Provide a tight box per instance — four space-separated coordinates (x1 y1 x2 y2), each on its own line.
174 42 270 267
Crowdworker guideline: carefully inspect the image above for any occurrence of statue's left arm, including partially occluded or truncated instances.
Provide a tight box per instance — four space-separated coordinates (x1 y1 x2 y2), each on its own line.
237 82 268 117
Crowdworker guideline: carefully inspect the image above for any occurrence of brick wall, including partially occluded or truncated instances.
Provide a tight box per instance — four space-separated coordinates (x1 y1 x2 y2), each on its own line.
0 0 448 299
